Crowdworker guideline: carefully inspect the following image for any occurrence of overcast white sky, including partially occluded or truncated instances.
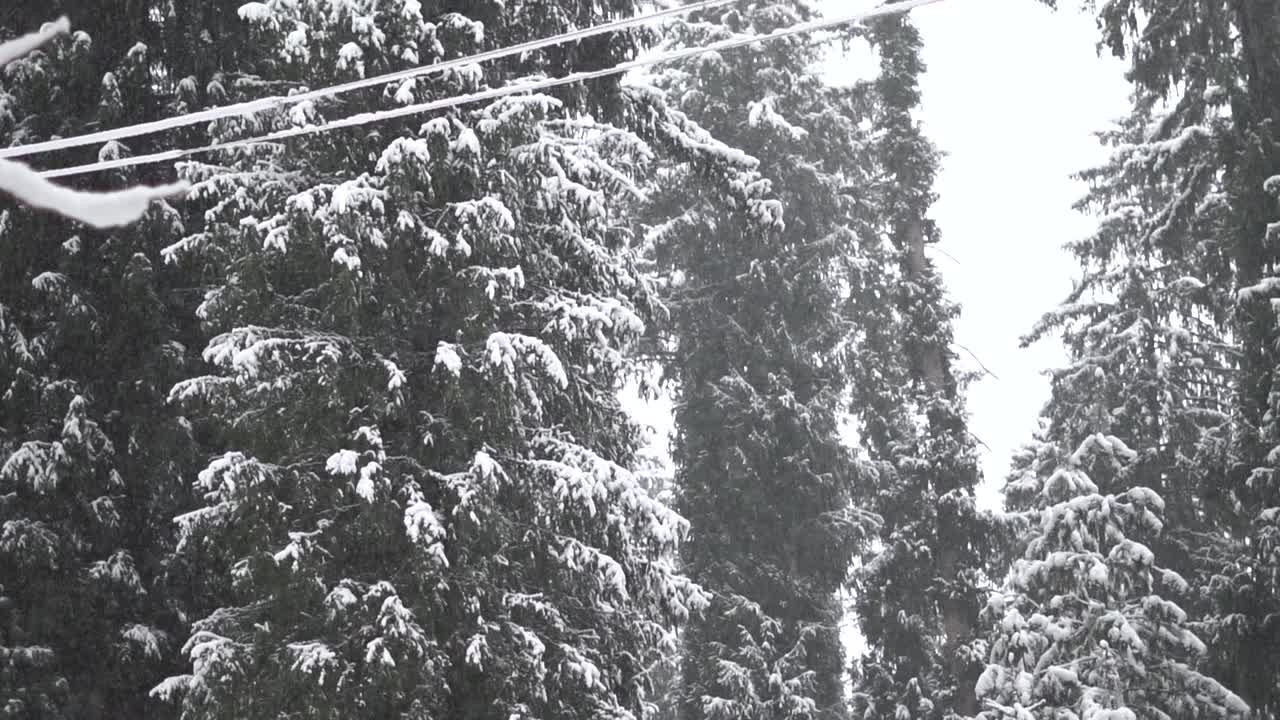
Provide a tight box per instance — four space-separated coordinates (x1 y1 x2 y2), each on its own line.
906 0 1131 508
815 0 1133 509
826 0 1134 658
624 0 1134 511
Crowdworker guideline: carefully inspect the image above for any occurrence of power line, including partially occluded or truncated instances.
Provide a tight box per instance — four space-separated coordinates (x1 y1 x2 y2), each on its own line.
0 0 736 161
39 0 944 179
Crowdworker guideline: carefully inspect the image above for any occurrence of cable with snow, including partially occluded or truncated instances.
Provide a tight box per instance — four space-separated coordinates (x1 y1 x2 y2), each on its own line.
0 0 738 161
0 16 187 228
39 0 945 179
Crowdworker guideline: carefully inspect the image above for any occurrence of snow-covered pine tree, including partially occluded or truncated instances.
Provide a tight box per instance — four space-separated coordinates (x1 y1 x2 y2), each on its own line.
639 4 882 719
976 432 1249 720
843 13 992 720
0 12 213 717
1042 0 1280 711
156 2 715 718
1017 71 1243 714
1022 82 1237 534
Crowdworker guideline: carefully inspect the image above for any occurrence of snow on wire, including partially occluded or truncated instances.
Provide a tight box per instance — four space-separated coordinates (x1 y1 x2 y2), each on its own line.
38 0 946 179
0 17 187 227
0 0 741 161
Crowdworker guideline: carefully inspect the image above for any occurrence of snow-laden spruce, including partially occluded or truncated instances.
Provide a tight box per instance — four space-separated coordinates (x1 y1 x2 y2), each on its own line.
1021 89 1236 509
1017 3 1280 704
0 17 206 716
148 1 754 718
639 4 889 719
977 432 1247 720
844 13 997 720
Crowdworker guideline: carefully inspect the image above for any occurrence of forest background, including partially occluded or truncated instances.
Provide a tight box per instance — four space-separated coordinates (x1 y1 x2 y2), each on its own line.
2 1 1278 720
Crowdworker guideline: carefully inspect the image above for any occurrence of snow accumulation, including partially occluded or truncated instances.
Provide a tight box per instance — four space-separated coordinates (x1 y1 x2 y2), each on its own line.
0 158 188 229
1238 276 1280 302
0 16 69 66
337 42 364 74
237 2 271 23
0 19 188 227
435 342 463 376
325 449 360 477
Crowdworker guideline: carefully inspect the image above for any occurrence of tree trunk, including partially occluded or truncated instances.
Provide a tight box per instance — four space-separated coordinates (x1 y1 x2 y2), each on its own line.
1229 2 1280 716
1230 0 1280 502
903 216 978 717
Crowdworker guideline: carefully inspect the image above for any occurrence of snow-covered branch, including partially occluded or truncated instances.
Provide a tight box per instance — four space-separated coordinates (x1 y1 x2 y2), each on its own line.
0 158 187 229
0 16 69 66
0 18 189 228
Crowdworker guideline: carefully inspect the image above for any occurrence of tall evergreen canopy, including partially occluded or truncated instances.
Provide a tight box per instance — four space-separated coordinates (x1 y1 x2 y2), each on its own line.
0 11 218 717
641 3 883 719
151 1 721 718
844 14 992 720
1024 0 1280 714
11 2 1280 720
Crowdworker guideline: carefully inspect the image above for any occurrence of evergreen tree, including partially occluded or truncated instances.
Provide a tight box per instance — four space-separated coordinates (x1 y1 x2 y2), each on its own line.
155 1 720 718
1021 82 1237 538
642 4 883 719
1041 0 1280 711
1016 75 1242 716
976 432 1248 720
844 13 991 720
0 13 212 718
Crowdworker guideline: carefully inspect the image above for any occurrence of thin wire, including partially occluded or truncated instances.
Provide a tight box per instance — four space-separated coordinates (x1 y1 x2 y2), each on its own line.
0 0 736 161
40 0 944 179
